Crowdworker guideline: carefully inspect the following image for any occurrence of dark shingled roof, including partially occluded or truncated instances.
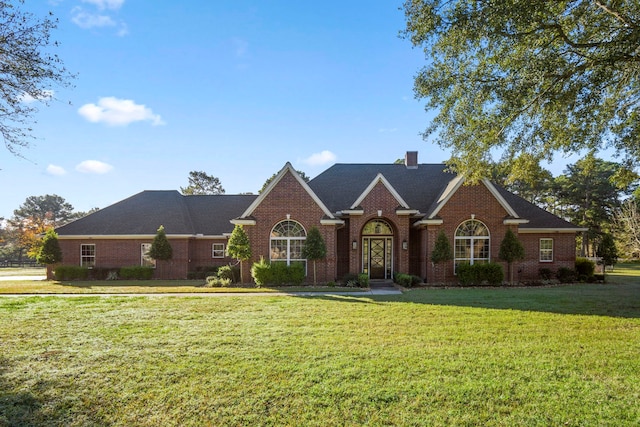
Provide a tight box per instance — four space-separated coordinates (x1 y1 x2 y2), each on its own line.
56 191 257 236
57 163 580 236
494 185 580 229
308 163 455 214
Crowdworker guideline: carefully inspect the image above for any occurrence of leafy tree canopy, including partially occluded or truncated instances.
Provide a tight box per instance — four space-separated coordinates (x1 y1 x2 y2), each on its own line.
36 228 62 265
1 1 74 158
180 171 225 195
403 0 640 183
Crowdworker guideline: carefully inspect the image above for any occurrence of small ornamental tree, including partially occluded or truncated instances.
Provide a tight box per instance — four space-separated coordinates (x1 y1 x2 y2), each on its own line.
431 230 452 284
148 225 173 261
36 228 62 265
499 228 525 284
301 226 327 285
227 224 252 283
596 233 618 281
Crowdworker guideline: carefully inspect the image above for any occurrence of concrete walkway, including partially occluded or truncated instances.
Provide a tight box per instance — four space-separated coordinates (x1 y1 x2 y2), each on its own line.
0 275 47 281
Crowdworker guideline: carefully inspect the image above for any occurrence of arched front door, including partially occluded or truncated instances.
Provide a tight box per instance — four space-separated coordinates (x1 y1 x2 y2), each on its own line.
362 219 393 279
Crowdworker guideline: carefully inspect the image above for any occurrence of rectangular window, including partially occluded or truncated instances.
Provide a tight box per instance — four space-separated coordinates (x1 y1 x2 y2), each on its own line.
212 243 225 258
540 238 553 262
80 244 95 267
141 243 156 267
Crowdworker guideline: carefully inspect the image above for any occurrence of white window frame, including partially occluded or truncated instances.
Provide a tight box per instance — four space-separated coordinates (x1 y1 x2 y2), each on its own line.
270 220 307 270
80 244 96 267
454 220 490 274
141 243 156 268
212 243 225 258
539 238 554 262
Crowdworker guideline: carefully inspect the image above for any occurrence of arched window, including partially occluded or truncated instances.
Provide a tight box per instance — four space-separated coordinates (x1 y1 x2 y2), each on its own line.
454 220 490 273
270 220 307 266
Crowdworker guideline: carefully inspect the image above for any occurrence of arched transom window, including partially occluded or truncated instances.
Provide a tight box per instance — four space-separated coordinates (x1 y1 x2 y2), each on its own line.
270 220 306 265
454 220 490 272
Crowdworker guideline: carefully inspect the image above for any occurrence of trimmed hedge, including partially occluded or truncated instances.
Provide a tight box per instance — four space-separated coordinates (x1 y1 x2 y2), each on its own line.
188 266 219 280
457 263 504 286
250 258 306 287
394 273 422 287
119 266 154 280
54 265 89 281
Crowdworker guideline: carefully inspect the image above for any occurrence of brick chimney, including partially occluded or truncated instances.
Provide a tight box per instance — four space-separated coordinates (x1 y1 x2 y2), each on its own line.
405 151 418 169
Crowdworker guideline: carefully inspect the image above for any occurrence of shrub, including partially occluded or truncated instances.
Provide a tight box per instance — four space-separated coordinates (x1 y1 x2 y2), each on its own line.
342 273 360 287
251 257 271 287
89 267 119 280
457 263 504 286
538 268 553 280
119 266 154 280
394 273 413 287
357 273 370 288
217 265 239 283
250 259 306 287
557 267 577 283
411 275 423 286
206 275 232 287
54 265 89 281
575 257 595 278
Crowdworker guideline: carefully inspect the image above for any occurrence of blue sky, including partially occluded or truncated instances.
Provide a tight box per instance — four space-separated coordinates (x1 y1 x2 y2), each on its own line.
1 0 575 219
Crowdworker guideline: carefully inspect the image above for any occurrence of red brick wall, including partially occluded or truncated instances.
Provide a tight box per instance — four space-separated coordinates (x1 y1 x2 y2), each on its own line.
347 181 412 278
188 238 233 271
242 170 338 283
57 238 191 279
423 183 577 283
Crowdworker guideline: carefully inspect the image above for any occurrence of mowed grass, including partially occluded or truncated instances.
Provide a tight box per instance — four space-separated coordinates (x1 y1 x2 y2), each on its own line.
0 279 361 294
0 267 639 425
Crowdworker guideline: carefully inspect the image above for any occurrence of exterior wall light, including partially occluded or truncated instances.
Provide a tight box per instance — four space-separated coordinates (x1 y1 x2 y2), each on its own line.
352 240 357 250
402 240 408 250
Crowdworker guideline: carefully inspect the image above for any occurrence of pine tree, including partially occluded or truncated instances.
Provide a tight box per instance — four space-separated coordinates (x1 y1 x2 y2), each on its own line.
301 226 327 285
148 225 173 261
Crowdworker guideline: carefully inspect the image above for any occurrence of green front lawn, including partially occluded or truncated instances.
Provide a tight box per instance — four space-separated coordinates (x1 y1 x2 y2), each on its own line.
1 267 639 425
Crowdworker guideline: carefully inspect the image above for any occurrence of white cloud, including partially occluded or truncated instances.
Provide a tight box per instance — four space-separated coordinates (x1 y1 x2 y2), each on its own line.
75 160 113 174
78 97 165 126
46 164 67 176
71 8 116 28
82 0 125 10
19 90 55 104
301 150 337 166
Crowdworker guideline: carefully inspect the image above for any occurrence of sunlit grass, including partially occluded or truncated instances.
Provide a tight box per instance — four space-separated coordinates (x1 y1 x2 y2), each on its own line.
1 267 639 426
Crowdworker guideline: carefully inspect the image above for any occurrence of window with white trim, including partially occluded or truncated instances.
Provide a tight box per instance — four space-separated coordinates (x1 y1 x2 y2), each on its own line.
141 243 156 267
80 244 95 267
212 243 225 258
270 220 306 268
540 238 553 262
454 220 490 273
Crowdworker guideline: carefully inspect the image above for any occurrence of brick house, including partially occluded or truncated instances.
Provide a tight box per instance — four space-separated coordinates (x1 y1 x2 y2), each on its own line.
55 152 583 283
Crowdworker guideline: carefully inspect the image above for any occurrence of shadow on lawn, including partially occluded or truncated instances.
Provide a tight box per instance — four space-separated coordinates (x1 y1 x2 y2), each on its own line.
391 282 640 319
0 356 112 426
309 282 640 319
